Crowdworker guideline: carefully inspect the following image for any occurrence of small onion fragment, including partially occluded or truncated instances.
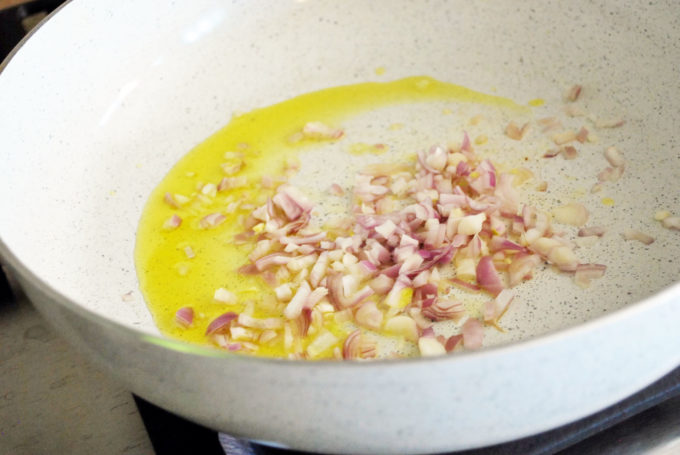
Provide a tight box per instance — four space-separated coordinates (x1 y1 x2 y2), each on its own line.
622 229 655 245
175 307 194 328
574 263 607 288
163 214 182 230
205 312 238 335
552 203 589 227
461 318 484 349
661 216 680 231
476 256 505 296
418 337 446 357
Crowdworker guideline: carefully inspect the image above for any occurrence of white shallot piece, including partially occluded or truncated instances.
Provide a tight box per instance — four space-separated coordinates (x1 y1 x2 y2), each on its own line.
622 229 655 245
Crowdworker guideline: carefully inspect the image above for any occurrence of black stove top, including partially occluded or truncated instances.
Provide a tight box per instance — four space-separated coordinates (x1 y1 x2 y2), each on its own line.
132 367 680 455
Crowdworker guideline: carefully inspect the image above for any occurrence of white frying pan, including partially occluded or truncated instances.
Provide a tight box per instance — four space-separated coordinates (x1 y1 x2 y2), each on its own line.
1 1 678 453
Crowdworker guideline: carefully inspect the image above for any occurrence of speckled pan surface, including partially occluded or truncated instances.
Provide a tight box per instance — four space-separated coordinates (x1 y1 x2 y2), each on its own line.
0 0 678 453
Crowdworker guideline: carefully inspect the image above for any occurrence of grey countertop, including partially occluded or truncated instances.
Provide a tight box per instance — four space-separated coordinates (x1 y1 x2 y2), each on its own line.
0 288 152 455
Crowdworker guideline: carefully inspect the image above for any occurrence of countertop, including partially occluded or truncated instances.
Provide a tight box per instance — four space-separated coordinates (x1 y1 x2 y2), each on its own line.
0 284 153 455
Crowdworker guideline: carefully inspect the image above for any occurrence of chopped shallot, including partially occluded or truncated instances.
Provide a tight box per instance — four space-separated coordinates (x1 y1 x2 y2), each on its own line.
170 98 617 359
302 121 344 140
578 226 606 237
200 213 225 228
622 229 655 245
552 203 589 227
214 287 237 304
565 84 582 102
552 130 576 145
163 214 182 230
661 216 680 231
205 312 238 335
461 318 483 349
505 121 529 140
574 264 607 288
418 337 446 357
604 147 625 168
175 307 194 327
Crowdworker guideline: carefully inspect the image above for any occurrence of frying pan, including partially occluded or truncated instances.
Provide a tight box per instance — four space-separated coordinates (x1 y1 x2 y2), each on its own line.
1 1 679 453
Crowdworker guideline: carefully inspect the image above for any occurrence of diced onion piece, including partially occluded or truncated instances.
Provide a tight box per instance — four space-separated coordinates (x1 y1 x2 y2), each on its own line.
604 147 625 168
164 192 180 208
230 326 256 341
457 213 486 236
375 220 397 238
595 118 625 129
508 254 542 287
455 257 477 281
461 318 484 349
564 104 586 117
543 148 561 158
369 274 394 295
578 226 606 237
384 315 419 342
531 237 561 257
214 287 237 304
483 289 514 323
575 236 600 248
384 279 413 309
422 299 465 321
254 253 291 271
329 183 345 196
476 256 505 296
445 335 464 352
355 301 384 330
274 283 293 302
418 337 446 357
201 183 217 197
238 313 284 330
565 84 582 102
538 116 562 132
175 307 194 328
562 146 578 160
654 210 671 221
548 246 578 271
622 229 655 245
306 330 339 358
302 121 344 140
576 127 589 143
200 213 226 228
221 159 243 175
205 312 238 335
305 287 329 309
163 214 182 230
552 203 589 226
259 330 278 344
661 216 680 231
574 263 607 288
183 246 195 259
552 130 576 145
505 121 529 140
284 281 311 319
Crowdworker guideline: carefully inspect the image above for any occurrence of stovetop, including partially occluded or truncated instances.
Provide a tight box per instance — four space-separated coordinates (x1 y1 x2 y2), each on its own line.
133 368 680 455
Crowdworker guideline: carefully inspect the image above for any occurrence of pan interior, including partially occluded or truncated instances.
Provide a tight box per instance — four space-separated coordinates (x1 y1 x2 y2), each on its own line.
0 0 677 346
